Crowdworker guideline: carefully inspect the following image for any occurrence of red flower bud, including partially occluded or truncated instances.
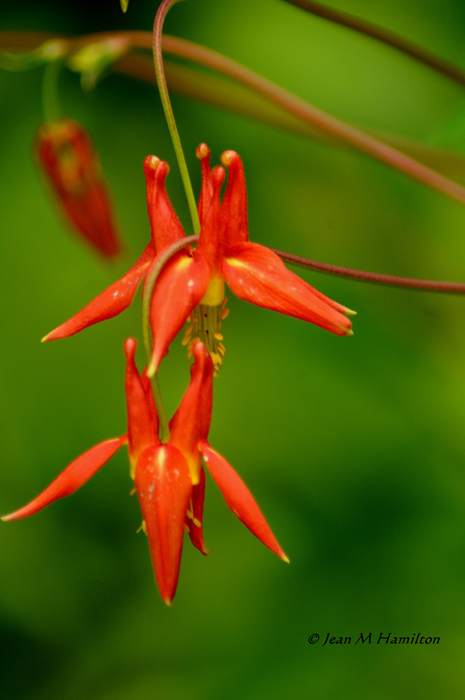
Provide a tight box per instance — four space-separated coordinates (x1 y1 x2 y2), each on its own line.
35 118 122 258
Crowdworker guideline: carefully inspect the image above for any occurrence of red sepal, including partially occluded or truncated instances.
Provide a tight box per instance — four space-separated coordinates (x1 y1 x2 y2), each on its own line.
223 242 352 336
1 436 127 522
199 441 289 562
43 242 155 341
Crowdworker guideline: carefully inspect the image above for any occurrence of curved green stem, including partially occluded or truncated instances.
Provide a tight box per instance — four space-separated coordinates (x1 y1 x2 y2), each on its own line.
153 0 200 235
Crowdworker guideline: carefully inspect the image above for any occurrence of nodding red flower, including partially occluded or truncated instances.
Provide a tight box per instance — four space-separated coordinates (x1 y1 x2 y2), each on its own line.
2 340 287 605
43 146 353 374
35 118 122 259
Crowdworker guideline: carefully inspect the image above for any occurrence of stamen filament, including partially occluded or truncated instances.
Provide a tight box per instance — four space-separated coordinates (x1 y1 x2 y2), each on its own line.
184 300 228 376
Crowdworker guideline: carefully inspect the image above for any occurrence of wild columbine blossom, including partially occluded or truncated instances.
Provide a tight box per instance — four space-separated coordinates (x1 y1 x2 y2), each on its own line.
43 145 354 374
36 118 122 258
2 340 287 605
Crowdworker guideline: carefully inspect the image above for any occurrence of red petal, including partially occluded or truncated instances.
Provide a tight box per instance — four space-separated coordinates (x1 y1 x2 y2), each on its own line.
124 338 159 477
185 466 209 555
147 249 210 375
222 242 353 336
199 442 289 562
196 143 214 223
43 242 155 341
135 444 192 605
1 436 127 522
143 156 185 252
220 150 248 246
169 341 213 481
195 166 225 275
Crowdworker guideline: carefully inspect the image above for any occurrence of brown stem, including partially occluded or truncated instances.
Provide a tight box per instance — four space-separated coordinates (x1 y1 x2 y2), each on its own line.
160 35 465 208
283 0 465 88
3 29 465 207
272 248 465 294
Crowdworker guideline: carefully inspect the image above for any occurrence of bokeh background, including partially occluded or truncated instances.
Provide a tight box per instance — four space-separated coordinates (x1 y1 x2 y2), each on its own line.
2 0 465 697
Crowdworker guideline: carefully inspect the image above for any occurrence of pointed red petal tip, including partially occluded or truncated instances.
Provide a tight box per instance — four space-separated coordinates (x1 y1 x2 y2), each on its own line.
199 442 289 563
1 436 127 522
222 243 352 336
41 241 156 342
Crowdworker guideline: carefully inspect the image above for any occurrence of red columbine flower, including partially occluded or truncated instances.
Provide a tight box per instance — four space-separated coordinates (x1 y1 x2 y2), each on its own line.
2 340 287 605
43 146 354 373
35 118 122 259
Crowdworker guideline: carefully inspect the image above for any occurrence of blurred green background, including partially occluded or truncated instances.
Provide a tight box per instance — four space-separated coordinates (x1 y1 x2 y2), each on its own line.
2 0 465 697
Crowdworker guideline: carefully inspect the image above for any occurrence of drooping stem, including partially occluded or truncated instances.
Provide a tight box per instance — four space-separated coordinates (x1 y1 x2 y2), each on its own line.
282 0 465 89
272 248 465 294
6 30 465 209
153 0 201 235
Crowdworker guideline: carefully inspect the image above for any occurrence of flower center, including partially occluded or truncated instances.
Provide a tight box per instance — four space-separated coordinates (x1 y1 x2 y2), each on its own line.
182 298 229 376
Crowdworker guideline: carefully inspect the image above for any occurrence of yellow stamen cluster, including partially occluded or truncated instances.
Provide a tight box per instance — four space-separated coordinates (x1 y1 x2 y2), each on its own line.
182 298 229 376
